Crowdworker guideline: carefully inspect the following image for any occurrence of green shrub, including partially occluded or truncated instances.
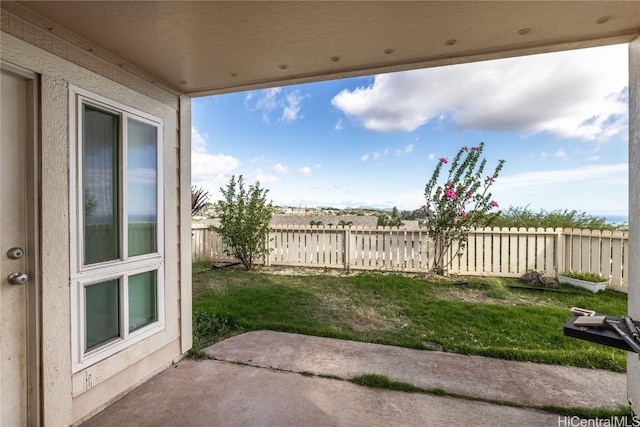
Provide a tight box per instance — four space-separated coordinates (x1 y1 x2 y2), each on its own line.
212 175 273 270
492 206 624 230
191 308 240 351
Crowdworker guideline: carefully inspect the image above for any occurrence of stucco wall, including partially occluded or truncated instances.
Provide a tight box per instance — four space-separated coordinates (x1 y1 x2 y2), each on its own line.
629 36 640 415
0 28 191 425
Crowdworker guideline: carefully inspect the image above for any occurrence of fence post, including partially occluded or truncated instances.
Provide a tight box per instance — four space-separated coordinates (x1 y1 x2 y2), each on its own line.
344 228 351 271
264 228 272 267
555 228 565 275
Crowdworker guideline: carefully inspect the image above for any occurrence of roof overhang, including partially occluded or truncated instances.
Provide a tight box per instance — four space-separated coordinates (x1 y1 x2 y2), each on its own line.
7 1 640 97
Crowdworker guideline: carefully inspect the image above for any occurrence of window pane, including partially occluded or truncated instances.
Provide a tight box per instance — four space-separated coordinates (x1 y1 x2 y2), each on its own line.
127 119 157 256
83 105 119 264
86 279 120 351
128 270 157 332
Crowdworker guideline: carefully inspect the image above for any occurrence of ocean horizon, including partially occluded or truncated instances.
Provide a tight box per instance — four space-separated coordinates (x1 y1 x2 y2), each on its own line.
603 215 628 224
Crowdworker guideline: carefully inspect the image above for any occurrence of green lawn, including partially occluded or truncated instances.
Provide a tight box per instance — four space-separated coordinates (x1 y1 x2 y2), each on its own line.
191 261 628 372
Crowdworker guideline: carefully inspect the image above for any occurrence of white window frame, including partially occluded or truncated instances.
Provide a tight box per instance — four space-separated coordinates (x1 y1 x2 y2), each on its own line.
69 86 165 371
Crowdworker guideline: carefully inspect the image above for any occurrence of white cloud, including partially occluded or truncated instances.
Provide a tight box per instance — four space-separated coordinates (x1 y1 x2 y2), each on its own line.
361 148 391 162
491 163 628 214
334 118 344 131
273 163 288 175
541 150 567 159
282 91 306 122
495 163 628 192
331 44 628 141
428 153 436 160
191 152 239 182
254 87 281 123
297 166 313 176
191 126 240 182
255 168 280 184
247 87 308 124
191 127 207 153
396 143 414 156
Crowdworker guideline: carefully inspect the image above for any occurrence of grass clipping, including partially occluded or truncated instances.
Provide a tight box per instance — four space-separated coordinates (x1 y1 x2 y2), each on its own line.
469 277 511 299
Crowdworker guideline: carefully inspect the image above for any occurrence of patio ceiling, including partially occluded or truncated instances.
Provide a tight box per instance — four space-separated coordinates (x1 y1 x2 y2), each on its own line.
12 1 640 96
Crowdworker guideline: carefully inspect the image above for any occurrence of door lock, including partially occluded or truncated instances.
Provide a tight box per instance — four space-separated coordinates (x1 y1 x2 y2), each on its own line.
7 272 29 285
7 247 24 259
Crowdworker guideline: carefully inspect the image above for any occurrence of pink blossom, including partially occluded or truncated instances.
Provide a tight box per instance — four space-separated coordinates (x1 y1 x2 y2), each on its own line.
445 188 457 200
439 157 448 164
463 146 469 152
490 200 499 207
465 191 473 199
486 176 494 182
419 205 426 210
475 146 482 152
460 210 468 217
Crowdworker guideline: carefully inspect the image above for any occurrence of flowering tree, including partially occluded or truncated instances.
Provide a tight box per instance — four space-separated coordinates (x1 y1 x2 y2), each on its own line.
422 142 505 275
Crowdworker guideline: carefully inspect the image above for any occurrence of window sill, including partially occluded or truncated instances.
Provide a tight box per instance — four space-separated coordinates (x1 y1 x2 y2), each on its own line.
73 321 164 373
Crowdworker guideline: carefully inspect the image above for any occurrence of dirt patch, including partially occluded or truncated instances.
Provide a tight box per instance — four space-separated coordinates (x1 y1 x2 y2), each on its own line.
259 265 428 280
260 266 353 277
433 286 556 307
317 289 407 333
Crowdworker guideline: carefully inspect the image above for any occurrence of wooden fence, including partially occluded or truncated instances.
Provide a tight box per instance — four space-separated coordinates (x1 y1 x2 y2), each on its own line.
192 224 629 291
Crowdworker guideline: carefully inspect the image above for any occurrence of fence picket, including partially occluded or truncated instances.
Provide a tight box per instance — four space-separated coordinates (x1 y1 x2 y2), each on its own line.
589 229 601 276
534 228 544 273
544 228 555 276
500 228 509 275
600 230 612 279
474 231 483 272
526 230 536 272
611 231 623 287
490 228 500 273
467 231 476 273
509 228 525 274
581 229 591 273
570 230 581 271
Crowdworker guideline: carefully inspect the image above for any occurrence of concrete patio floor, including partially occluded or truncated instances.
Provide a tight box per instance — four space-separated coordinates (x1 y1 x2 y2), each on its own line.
81 331 628 427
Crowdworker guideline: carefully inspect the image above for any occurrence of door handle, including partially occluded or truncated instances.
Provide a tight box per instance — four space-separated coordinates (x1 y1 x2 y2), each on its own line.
7 272 28 285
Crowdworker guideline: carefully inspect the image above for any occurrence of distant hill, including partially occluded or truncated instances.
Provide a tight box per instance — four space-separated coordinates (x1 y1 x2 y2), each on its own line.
271 214 377 227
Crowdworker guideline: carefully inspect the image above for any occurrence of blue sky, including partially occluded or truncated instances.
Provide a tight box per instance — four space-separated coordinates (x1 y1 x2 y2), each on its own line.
192 44 629 217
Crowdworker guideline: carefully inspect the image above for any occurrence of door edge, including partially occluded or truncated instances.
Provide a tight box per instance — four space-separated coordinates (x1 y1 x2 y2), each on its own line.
2 61 42 427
